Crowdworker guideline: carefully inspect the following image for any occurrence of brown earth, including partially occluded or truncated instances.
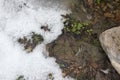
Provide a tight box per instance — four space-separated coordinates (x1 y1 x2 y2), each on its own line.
47 0 120 80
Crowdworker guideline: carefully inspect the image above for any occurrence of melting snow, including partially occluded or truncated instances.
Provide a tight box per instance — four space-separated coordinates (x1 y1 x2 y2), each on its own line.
0 0 72 80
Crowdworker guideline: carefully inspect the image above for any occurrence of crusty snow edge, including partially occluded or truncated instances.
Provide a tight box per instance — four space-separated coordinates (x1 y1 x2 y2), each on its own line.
0 0 73 80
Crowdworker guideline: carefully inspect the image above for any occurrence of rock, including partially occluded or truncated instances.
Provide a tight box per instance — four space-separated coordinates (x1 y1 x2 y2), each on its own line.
47 34 79 60
99 26 120 74
104 13 114 18
47 33 104 78
47 34 103 65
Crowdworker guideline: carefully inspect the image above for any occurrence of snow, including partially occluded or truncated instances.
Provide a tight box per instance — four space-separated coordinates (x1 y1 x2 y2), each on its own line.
0 0 72 80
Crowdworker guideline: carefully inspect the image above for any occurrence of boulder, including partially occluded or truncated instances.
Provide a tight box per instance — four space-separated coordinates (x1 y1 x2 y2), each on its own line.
47 33 104 78
99 26 120 74
47 34 103 66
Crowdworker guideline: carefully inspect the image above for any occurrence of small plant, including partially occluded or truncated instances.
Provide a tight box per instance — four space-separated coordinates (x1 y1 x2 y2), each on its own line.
18 32 44 53
32 32 44 45
48 73 54 80
86 29 93 35
16 75 25 80
59 63 65 68
96 0 101 4
62 14 92 35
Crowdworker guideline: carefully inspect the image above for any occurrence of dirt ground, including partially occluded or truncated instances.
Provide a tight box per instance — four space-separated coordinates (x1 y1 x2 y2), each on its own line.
47 0 120 80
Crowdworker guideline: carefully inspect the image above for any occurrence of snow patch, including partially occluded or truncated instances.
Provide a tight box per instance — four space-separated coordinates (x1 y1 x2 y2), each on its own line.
0 0 72 80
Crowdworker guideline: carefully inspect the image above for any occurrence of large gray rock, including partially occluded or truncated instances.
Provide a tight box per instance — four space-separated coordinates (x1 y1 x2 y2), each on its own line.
99 26 120 74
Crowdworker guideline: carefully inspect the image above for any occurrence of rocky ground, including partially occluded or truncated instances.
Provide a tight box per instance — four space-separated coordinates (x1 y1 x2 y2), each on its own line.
47 0 120 80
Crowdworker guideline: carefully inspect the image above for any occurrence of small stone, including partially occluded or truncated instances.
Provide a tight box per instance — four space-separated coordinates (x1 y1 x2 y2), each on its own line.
41 25 50 31
100 69 110 74
104 13 114 18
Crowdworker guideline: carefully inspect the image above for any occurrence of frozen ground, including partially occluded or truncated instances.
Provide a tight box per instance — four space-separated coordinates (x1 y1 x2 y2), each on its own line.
0 0 72 80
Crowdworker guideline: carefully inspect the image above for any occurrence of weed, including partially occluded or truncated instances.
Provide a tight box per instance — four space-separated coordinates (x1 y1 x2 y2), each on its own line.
16 75 25 80
96 0 101 4
62 14 92 35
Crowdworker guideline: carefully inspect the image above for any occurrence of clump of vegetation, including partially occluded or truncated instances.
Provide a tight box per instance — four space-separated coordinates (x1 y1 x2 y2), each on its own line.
32 32 44 45
16 75 25 80
62 14 93 35
18 32 44 53
48 73 54 80
96 0 101 4
86 29 93 35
